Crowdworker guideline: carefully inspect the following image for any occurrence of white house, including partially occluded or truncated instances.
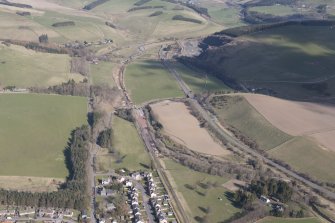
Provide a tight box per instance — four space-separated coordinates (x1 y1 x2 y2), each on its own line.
132 172 142 181
150 192 157 198
102 177 111 185
125 181 133 187
260 195 271 204
117 177 126 183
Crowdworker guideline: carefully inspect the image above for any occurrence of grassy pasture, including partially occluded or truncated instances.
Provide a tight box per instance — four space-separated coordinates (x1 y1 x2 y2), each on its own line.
258 217 321 223
125 59 183 104
0 10 57 42
0 176 65 192
248 5 296 16
172 61 230 93
211 95 292 150
162 158 241 223
0 94 87 178
93 0 220 42
31 11 124 43
269 137 335 182
90 62 115 87
96 116 150 171
197 0 244 27
0 43 83 87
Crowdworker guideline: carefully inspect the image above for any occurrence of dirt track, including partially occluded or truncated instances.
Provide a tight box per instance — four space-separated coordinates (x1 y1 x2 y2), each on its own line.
244 93 335 151
151 100 230 156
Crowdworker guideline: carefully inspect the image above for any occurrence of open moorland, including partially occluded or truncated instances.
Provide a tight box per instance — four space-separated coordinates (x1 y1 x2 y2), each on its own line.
0 94 87 180
193 24 335 100
162 158 241 223
125 60 183 104
96 116 151 172
0 43 83 87
151 100 229 156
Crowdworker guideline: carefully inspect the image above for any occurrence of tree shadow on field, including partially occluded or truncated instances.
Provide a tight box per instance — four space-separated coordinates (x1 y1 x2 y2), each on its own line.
225 191 241 208
62 130 76 189
140 162 150 169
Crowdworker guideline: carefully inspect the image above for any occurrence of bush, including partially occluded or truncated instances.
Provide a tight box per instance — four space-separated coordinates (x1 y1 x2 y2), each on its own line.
16 11 31 16
39 34 48 43
97 128 113 150
149 11 163 17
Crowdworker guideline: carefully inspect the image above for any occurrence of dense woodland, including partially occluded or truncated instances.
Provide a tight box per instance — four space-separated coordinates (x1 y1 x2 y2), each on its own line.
0 126 90 210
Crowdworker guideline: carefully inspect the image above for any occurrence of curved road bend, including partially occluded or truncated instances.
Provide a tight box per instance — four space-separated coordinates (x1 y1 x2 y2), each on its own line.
159 51 335 201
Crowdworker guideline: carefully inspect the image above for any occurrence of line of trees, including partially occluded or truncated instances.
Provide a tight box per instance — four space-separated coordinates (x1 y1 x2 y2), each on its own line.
2 39 68 54
0 0 32 8
0 126 90 210
172 15 202 24
83 0 109 10
52 21 75 27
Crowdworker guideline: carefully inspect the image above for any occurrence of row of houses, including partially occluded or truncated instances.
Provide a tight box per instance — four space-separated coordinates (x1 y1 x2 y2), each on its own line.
127 186 143 223
0 208 73 219
144 173 176 223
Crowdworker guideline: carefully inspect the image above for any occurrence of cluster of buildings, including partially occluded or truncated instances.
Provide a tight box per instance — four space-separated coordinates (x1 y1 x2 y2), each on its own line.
96 174 146 223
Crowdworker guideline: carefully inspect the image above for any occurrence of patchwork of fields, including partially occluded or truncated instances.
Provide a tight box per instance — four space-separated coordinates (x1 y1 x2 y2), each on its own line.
0 94 87 179
210 94 335 182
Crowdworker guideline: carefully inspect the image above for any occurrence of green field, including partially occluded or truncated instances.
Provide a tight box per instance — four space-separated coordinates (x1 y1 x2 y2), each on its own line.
125 60 183 104
249 5 296 16
90 62 115 87
198 1 244 27
270 137 335 182
172 61 231 93
0 94 87 178
163 158 240 223
211 95 292 150
0 44 83 88
258 217 321 223
96 116 150 171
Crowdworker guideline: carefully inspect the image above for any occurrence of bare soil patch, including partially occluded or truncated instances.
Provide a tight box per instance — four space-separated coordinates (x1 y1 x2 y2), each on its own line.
243 93 335 151
151 100 230 156
222 179 246 191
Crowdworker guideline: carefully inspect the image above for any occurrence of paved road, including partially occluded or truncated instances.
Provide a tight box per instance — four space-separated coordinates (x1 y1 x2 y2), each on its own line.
159 48 335 201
